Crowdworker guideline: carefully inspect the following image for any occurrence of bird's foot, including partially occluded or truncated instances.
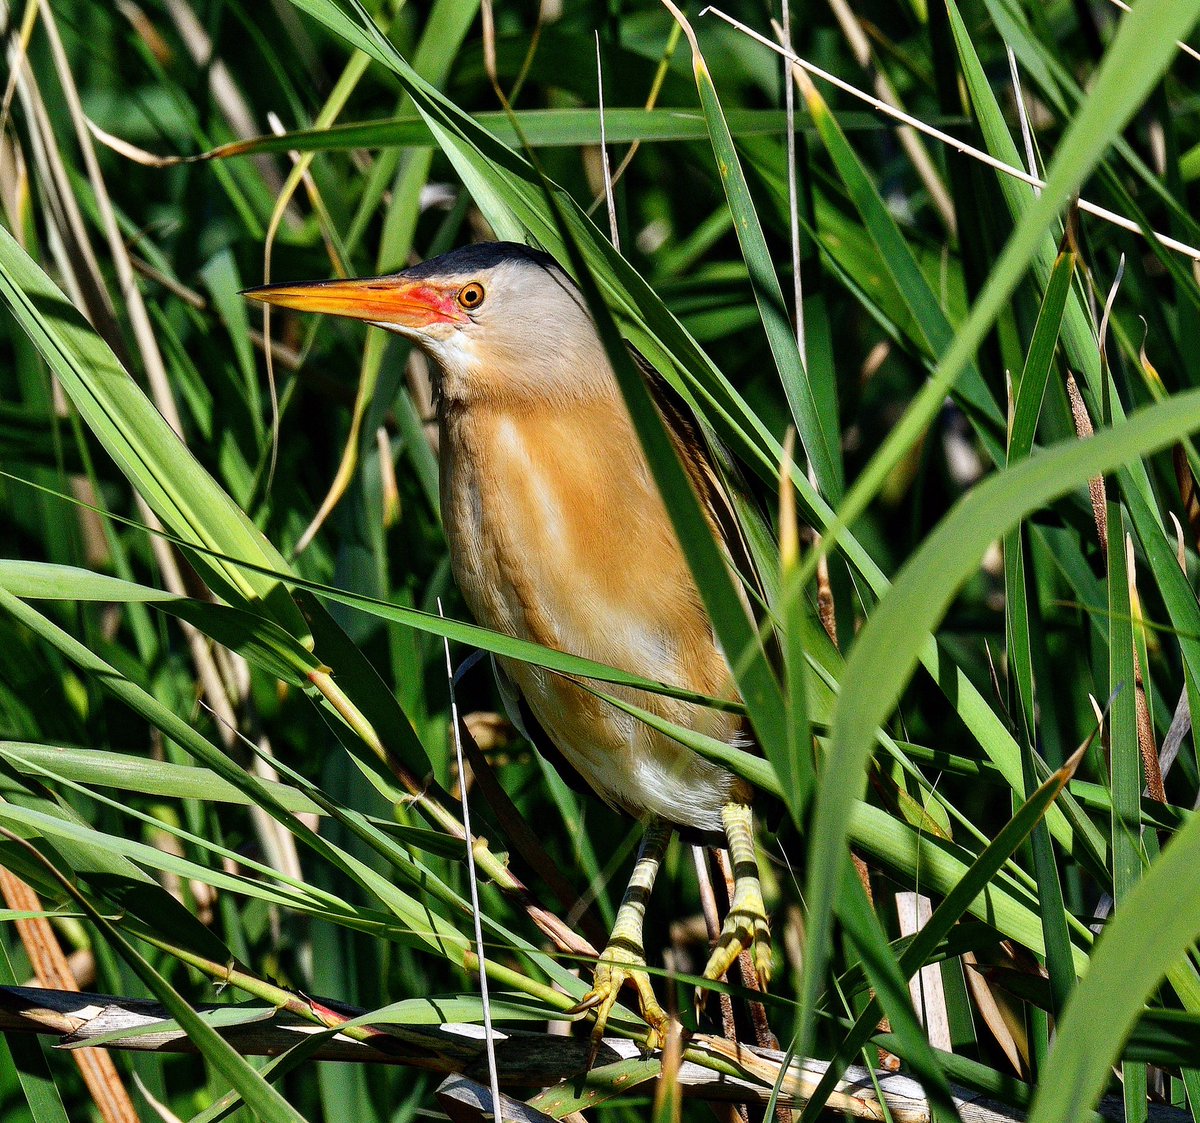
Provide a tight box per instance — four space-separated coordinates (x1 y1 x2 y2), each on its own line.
569 943 670 1055
568 819 673 1059
702 875 773 986
701 801 773 995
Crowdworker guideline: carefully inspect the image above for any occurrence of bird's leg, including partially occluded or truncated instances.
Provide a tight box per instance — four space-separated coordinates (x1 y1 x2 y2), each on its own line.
704 801 772 986
569 818 672 1052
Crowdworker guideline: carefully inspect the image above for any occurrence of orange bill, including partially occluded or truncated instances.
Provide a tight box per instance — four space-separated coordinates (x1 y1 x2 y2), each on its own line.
243 275 463 330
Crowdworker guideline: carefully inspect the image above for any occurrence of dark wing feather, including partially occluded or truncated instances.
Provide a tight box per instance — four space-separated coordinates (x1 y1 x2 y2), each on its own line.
491 655 595 798
629 347 771 619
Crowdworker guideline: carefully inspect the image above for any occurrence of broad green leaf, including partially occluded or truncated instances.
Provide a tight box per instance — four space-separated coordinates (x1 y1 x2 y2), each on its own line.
1004 249 1077 1024
0 559 320 685
0 742 320 812
1008 252 1075 466
803 749 1079 1115
1108 508 1145 905
0 226 306 638
1028 810 1200 1121
192 107 874 160
802 0 1200 1057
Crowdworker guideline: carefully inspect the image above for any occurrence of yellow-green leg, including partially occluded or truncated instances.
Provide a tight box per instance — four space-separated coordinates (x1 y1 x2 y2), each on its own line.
569 818 672 1051
704 801 772 985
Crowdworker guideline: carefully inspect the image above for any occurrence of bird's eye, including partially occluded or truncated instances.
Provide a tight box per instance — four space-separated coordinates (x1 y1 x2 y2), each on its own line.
458 282 486 310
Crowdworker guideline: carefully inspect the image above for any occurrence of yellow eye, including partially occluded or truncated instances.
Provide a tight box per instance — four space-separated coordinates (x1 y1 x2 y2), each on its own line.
458 282 486 310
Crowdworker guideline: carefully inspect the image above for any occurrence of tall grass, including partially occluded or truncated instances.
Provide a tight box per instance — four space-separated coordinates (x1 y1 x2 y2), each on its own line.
2 1 1200 1120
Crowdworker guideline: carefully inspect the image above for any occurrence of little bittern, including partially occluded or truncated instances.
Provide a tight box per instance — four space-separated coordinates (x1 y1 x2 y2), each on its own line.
247 242 771 1047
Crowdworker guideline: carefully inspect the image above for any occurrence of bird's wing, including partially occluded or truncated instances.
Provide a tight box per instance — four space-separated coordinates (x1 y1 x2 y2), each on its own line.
627 348 790 786
629 345 772 635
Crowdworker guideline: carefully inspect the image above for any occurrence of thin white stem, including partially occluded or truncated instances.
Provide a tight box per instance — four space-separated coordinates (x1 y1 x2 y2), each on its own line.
702 5 1200 264
1107 0 1200 63
440 601 503 1123
1100 254 1127 372
1006 47 1040 197
595 33 620 251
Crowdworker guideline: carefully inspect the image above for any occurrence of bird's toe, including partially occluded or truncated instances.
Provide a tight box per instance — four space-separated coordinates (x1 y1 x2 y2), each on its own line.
703 890 772 987
568 946 670 1055
753 921 773 986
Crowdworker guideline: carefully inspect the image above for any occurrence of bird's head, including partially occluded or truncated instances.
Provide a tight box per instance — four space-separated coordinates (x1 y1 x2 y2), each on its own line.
244 242 605 407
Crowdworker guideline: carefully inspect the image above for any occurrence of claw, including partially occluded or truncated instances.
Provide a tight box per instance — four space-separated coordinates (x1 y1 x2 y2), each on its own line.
568 819 673 1060
568 945 670 1058
702 890 773 985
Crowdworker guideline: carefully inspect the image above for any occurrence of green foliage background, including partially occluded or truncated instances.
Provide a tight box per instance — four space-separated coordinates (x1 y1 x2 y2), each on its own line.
3 0 1200 1120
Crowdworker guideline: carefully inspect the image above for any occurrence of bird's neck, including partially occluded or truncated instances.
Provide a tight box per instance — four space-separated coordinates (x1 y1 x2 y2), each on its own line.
437 387 631 454
429 333 619 414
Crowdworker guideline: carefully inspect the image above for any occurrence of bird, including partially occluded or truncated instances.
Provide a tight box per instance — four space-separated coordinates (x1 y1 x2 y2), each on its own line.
245 241 772 1048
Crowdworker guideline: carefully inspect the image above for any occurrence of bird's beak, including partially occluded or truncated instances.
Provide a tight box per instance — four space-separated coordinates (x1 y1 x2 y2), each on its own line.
243 275 463 331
